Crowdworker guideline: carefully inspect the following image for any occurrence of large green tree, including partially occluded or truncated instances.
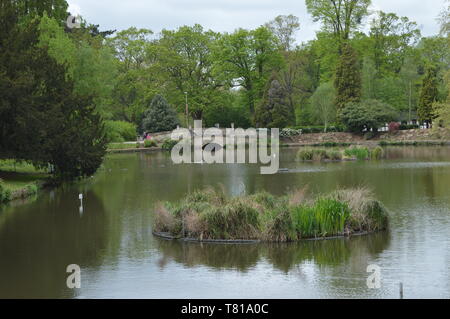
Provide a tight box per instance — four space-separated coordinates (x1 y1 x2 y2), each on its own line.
264 15 300 51
305 0 371 46
369 12 421 76
150 24 220 120
0 4 106 179
212 27 283 116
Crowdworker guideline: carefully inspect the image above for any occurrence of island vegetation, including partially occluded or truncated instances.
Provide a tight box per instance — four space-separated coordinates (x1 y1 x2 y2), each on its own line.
296 146 384 161
153 187 389 242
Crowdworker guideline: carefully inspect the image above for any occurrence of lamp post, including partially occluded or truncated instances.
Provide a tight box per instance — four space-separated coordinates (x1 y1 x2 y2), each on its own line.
184 92 189 128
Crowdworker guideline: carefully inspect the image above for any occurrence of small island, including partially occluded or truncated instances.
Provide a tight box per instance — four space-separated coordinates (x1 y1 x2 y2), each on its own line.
296 146 385 162
152 187 389 243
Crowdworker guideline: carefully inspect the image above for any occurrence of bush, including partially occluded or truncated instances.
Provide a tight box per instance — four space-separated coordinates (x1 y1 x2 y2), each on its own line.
0 180 12 204
280 128 303 138
162 139 179 151
399 124 420 130
388 122 400 133
290 125 345 134
105 120 137 143
144 139 158 148
341 99 397 133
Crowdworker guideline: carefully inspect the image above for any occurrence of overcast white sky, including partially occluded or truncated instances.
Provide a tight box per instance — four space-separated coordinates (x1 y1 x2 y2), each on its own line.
67 0 446 43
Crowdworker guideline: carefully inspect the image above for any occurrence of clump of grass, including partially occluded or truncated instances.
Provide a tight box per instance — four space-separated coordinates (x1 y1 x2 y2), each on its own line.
153 187 389 242
344 147 370 161
296 148 315 161
331 188 388 232
291 198 350 238
370 146 384 160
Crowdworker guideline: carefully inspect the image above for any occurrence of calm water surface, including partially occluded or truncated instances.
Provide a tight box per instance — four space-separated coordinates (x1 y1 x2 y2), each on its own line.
0 146 450 299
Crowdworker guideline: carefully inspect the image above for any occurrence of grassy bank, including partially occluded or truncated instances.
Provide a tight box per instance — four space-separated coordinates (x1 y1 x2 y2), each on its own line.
0 160 48 204
153 187 389 242
296 146 384 162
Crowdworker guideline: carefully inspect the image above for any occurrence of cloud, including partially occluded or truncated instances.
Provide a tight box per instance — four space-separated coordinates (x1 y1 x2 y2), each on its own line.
67 0 445 43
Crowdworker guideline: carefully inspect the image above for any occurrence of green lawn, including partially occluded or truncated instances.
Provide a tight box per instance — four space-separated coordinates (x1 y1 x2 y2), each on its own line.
107 142 139 150
0 160 48 199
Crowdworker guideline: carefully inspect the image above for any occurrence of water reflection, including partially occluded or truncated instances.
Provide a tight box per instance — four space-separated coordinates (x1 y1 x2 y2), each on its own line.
155 232 391 274
0 187 110 298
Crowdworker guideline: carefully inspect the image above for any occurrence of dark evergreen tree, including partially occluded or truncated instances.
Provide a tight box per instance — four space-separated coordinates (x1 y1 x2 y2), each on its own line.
334 43 362 115
142 95 180 133
0 4 107 179
418 66 439 126
255 76 294 128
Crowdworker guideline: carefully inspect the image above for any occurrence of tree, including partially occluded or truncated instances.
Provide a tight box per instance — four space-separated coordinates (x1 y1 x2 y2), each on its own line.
107 27 155 124
310 82 337 131
150 24 220 120
369 11 421 76
142 95 180 133
305 0 371 46
0 9 106 179
255 76 294 128
38 15 118 119
341 100 397 133
334 43 362 113
418 67 439 126
212 27 283 115
362 56 377 100
434 71 450 128
265 15 300 51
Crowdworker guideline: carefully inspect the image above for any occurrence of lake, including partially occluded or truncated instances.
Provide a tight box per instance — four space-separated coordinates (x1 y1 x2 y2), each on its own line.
0 146 449 298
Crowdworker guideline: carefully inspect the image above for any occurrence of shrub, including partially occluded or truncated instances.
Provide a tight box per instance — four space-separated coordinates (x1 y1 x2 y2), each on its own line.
341 99 397 133
388 122 400 133
399 124 420 130
0 180 12 204
144 139 157 148
280 128 303 138
290 125 345 134
105 120 137 143
162 139 179 151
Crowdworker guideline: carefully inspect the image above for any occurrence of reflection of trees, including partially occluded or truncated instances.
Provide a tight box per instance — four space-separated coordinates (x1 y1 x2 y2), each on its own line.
154 231 390 274
156 241 261 272
0 189 109 298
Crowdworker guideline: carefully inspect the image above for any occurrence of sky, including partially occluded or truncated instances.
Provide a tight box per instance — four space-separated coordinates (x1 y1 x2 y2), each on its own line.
67 0 446 43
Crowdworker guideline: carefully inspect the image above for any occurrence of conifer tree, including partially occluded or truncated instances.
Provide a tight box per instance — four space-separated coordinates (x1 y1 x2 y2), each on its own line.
142 95 180 133
334 43 362 115
255 76 294 128
418 67 439 126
